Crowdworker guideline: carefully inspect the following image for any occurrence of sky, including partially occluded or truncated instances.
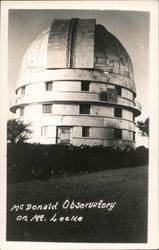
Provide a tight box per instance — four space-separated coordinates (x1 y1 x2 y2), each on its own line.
8 9 149 146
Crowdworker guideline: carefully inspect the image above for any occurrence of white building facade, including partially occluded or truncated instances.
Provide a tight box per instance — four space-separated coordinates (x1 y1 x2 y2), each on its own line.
10 18 141 147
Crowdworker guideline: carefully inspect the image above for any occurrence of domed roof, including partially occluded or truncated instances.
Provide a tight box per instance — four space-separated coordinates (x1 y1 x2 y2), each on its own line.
94 24 133 78
19 28 49 76
17 18 134 90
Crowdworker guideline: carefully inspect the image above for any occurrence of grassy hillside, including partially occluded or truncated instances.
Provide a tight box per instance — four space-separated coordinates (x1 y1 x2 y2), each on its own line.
7 165 148 243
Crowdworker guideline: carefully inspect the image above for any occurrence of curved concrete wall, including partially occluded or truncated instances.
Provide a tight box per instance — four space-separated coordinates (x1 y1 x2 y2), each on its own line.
16 69 136 93
12 77 139 146
12 80 140 116
15 99 136 146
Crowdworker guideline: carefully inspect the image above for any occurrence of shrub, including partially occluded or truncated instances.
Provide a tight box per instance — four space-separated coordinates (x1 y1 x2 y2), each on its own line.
7 143 149 184
7 119 32 143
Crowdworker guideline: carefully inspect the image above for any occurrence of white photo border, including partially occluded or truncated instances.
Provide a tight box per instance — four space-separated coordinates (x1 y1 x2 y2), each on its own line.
0 1 158 249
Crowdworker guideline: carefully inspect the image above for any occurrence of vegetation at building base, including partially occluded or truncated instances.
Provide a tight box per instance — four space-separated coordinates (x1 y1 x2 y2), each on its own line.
7 143 148 184
7 119 32 143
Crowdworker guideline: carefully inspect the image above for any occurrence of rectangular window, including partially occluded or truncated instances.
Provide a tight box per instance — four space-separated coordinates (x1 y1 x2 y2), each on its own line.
41 126 48 136
133 132 135 141
116 86 121 96
45 81 53 91
82 127 90 137
107 88 117 102
133 113 135 122
81 81 90 91
21 86 25 95
42 104 52 113
114 107 122 118
79 104 90 114
99 91 107 101
20 107 24 116
114 128 122 139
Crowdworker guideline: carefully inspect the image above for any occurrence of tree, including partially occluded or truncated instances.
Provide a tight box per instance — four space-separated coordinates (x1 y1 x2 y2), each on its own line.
7 119 32 143
136 117 149 137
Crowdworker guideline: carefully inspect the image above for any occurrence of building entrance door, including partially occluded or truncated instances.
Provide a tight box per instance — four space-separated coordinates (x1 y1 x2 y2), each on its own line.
57 126 72 144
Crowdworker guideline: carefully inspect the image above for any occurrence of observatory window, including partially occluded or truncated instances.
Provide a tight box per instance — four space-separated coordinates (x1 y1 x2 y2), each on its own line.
20 107 24 116
133 132 135 141
41 126 48 136
45 81 53 91
107 88 117 102
82 127 90 137
114 107 122 118
81 81 90 91
133 113 135 122
99 91 107 101
21 87 25 96
79 104 90 114
42 104 52 113
116 86 121 96
114 128 122 139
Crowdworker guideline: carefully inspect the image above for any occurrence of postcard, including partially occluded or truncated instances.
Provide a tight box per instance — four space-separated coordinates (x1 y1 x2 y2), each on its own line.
0 1 158 250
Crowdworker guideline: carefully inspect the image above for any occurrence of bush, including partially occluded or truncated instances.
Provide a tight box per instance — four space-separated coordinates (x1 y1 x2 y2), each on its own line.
7 119 32 143
7 143 149 184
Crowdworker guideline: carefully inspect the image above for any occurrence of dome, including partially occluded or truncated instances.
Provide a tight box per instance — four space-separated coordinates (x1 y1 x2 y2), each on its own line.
94 24 134 80
16 18 135 94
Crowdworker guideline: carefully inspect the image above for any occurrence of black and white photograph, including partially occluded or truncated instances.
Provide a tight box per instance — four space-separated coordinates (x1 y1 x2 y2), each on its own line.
0 1 158 249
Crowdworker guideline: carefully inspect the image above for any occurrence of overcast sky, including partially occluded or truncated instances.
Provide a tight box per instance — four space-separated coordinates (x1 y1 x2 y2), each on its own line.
8 9 149 146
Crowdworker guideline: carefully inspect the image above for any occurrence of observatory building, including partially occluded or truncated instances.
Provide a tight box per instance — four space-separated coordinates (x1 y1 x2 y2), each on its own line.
10 18 141 147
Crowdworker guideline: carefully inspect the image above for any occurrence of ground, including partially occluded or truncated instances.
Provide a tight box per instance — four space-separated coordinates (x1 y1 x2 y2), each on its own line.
7 165 148 243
